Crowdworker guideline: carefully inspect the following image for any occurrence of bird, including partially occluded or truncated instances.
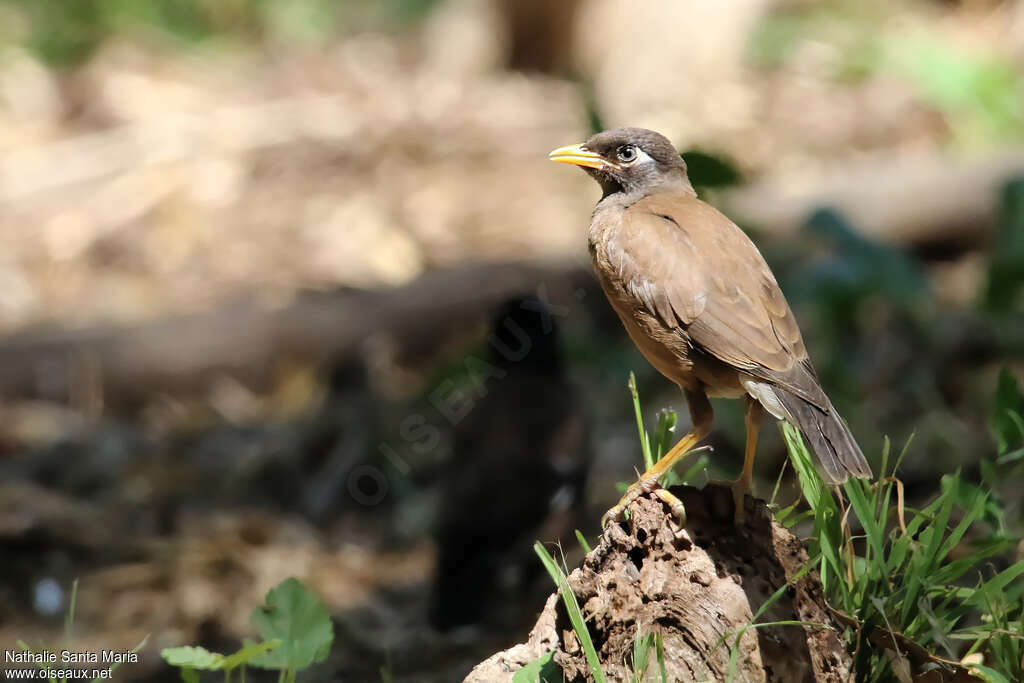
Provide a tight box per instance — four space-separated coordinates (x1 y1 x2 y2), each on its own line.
549 127 872 524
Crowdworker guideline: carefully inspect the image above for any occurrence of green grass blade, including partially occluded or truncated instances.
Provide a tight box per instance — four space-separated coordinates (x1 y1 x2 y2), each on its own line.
104 635 149 681
64 578 78 641
844 478 885 578
879 436 892 477
575 530 593 555
769 458 789 508
628 372 653 470
966 561 1024 609
654 634 667 683
651 409 678 463
534 543 607 683
902 484 957 624
739 620 835 630
632 632 653 681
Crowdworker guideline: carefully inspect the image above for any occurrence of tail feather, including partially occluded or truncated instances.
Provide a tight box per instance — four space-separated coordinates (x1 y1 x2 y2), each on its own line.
776 389 872 485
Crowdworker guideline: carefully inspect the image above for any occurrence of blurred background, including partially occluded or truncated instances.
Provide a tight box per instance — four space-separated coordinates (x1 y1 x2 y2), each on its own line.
0 0 1022 680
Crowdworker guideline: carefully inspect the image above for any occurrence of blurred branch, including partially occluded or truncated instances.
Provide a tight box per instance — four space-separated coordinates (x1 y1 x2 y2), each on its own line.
0 261 590 408
721 151 1024 248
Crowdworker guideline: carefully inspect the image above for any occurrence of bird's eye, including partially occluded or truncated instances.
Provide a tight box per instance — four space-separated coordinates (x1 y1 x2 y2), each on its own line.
616 145 638 163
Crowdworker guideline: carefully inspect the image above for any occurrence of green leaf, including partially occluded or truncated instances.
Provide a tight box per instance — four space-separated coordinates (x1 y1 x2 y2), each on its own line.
161 646 226 670
969 664 1014 683
512 651 561 683
223 639 281 670
249 578 334 671
179 667 199 683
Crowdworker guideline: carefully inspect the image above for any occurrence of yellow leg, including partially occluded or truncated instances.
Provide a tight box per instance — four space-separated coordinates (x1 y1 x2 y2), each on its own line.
731 398 763 522
602 390 713 527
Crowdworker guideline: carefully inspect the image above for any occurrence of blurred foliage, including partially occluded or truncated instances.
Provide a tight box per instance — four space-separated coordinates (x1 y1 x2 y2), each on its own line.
0 0 442 65
781 207 930 397
990 370 1024 461
583 84 607 137
679 149 742 193
748 2 1024 147
799 208 929 314
888 34 1024 147
984 178 1024 314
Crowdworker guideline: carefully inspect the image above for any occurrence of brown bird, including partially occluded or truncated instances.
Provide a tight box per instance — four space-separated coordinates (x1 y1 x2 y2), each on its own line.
550 128 871 523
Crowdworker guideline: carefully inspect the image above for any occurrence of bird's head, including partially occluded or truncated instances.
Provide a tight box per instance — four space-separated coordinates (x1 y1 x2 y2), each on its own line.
549 127 692 197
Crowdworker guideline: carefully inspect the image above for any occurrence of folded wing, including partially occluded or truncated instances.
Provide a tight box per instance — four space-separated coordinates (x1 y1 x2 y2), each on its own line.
611 193 828 410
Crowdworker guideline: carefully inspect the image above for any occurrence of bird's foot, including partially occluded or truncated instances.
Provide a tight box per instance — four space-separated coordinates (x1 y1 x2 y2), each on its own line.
602 428 706 530
601 478 686 529
707 476 753 524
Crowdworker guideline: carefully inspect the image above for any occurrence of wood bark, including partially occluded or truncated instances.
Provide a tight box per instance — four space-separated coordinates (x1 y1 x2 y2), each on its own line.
0 262 592 408
467 485 853 682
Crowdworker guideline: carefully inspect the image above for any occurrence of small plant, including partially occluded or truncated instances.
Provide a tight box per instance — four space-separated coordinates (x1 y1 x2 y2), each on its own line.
780 372 1024 681
522 371 1024 681
618 372 708 496
629 631 667 683
532 543 606 683
511 650 559 683
162 577 334 683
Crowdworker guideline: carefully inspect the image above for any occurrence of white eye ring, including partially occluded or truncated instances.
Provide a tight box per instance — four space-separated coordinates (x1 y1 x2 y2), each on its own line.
616 145 653 165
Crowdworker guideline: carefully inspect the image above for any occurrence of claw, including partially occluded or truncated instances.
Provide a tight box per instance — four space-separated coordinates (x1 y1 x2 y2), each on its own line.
600 478 687 530
652 487 687 527
600 478 650 527
601 425 707 531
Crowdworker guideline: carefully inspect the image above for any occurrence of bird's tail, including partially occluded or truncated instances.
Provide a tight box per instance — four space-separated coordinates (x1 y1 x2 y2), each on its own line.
776 390 872 485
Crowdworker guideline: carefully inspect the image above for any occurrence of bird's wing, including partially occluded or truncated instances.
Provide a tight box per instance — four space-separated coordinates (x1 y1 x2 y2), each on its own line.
614 193 828 409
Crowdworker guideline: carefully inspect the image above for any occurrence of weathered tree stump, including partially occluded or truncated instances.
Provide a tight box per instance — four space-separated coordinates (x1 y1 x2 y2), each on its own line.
467 485 852 682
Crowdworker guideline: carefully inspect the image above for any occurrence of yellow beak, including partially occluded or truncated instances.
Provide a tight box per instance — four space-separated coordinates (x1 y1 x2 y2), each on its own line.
548 143 609 170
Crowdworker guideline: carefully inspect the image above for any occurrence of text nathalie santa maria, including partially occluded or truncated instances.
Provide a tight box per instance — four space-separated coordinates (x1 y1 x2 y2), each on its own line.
5 650 138 664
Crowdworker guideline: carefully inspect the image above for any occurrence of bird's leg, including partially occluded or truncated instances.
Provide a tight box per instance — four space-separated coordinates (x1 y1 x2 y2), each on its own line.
602 391 713 528
728 398 764 523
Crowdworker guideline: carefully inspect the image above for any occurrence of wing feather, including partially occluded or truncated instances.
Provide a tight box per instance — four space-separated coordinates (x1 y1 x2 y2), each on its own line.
610 194 828 409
